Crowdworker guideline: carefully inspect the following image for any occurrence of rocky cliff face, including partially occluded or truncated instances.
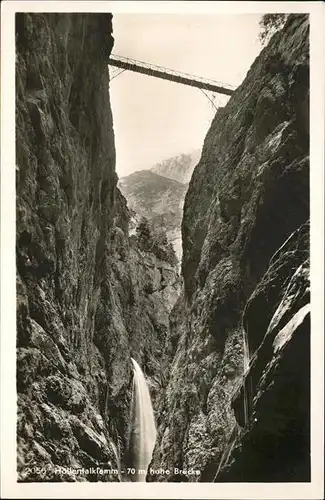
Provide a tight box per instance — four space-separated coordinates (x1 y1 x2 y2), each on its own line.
149 14 310 482
16 13 179 482
16 12 310 485
217 221 310 481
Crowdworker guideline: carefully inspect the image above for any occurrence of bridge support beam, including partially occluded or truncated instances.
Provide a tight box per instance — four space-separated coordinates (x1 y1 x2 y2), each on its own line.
108 56 234 97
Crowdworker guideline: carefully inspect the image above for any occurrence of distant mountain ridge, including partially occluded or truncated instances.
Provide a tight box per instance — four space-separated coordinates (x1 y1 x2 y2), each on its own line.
118 170 187 218
150 149 201 184
118 150 201 263
118 170 188 263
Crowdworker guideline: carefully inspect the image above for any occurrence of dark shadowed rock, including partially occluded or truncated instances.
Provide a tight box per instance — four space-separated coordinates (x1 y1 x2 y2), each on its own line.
149 14 309 482
216 223 310 481
16 13 179 482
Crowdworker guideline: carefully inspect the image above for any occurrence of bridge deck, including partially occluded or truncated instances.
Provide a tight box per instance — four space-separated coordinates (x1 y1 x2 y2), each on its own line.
108 54 235 96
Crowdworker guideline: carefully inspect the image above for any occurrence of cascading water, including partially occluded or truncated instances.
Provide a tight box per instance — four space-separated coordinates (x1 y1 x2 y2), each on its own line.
129 357 157 482
243 329 250 375
242 328 253 425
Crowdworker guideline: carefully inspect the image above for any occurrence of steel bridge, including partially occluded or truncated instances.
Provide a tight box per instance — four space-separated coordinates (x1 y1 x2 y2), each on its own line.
108 54 235 97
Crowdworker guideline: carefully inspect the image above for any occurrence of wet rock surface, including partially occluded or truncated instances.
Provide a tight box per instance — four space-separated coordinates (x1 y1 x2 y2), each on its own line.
216 222 310 481
149 14 310 482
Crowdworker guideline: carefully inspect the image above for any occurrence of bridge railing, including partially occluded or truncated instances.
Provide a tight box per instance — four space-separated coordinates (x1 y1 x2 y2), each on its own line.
108 54 236 96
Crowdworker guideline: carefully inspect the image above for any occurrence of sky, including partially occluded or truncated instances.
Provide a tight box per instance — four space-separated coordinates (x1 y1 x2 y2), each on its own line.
109 14 263 177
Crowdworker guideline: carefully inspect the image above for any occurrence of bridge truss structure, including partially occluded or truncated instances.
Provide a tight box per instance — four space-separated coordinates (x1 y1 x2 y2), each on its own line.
108 54 235 109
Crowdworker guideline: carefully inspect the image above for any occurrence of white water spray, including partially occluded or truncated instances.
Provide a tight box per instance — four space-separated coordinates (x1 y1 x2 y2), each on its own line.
242 328 251 425
130 357 157 482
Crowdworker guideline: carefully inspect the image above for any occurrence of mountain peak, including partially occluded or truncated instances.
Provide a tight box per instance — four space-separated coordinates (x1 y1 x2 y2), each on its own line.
150 149 201 184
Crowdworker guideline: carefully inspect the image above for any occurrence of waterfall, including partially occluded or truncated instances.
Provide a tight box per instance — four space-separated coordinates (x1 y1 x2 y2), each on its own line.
130 357 157 482
243 328 250 425
243 328 250 374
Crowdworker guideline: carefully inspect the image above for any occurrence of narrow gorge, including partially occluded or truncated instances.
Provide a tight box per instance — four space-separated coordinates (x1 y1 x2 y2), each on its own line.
16 12 310 484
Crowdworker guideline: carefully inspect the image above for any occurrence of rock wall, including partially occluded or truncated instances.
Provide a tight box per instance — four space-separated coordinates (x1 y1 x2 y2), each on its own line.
217 222 310 481
149 14 310 482
16 13 179 482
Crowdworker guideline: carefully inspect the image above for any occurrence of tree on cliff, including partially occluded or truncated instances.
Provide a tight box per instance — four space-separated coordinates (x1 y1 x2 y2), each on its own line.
135 217 177 265
259 14 288 45
136 217 151 248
